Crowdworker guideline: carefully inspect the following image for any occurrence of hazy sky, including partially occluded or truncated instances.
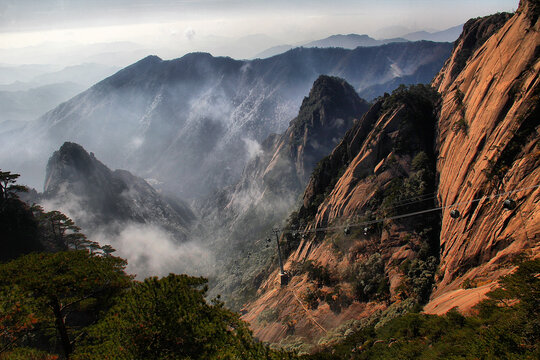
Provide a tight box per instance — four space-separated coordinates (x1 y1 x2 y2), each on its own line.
0 0 518 65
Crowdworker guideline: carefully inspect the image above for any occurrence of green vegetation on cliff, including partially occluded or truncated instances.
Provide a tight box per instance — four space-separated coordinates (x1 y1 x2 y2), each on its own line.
301 259 540 359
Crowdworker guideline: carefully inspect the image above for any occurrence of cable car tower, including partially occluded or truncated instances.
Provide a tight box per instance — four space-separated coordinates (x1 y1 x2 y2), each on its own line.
272 228 289 286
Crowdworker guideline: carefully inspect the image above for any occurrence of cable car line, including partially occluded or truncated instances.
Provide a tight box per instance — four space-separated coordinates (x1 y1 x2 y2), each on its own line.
272 183 539 236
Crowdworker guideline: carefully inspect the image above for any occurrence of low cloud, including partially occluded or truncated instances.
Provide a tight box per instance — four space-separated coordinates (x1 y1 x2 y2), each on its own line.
41 191 215 280
93 223 215 279
243 137 263 160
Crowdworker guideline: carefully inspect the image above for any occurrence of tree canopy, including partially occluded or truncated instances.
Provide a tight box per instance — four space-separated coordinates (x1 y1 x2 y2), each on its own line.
0 170 27 202
74 274 293 360
0 251 132 359
0 252 295 360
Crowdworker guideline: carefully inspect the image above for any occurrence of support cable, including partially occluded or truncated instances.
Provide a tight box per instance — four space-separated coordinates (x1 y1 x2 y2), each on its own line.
275 184 540 236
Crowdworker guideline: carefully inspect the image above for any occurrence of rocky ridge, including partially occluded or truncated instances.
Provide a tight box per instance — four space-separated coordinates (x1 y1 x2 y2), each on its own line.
241 0 539 347
202 76 370 308
42 142 195 240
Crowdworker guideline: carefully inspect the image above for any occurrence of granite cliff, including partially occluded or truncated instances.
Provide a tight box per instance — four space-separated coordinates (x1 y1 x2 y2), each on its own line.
241 0 539 347
426 0 539 313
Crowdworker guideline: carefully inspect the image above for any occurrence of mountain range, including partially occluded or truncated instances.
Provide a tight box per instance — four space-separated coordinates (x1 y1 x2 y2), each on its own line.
254 34 408 59
253 24 463 59
1 0 538 354
1 41 452 202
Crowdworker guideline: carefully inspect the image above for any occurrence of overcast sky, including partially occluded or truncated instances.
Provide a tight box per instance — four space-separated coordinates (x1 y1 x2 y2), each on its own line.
0 0 518 65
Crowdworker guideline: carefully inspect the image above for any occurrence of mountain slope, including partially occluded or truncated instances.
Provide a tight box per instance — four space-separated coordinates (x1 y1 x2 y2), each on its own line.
241 0 539 347
2 42 452 199
42 142 195 240
202 76 370 308
242 84 442 344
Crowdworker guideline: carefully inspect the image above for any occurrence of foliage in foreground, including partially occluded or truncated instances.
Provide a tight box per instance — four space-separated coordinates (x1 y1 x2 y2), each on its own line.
0 251 131 358
0 251 295 360
74 274 294 360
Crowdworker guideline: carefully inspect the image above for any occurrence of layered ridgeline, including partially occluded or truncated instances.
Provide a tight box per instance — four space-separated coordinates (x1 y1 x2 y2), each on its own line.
202 76 370 307
241 1 539 349
255 34 408 59
2 42 452 199
255 25 463 59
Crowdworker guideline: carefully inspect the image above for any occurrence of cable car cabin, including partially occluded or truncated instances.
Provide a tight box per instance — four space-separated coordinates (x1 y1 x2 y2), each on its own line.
450 209 460 219
279 272 289 287
503 199 516 210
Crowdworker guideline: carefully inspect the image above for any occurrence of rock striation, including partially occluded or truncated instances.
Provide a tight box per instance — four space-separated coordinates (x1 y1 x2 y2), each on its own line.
427 0 540 312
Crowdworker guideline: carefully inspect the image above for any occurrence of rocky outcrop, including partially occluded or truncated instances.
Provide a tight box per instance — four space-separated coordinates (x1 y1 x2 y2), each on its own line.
242 85 442 343
43 142 195 240
224 75 370 215
428 0 540 310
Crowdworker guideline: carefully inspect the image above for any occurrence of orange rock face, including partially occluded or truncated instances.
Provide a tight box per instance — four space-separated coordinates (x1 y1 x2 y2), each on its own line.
243 86 442 344
428 0 540 310
243 0 539 346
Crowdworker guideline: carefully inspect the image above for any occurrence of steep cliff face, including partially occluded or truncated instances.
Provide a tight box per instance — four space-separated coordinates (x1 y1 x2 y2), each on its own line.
223 75 370 217
242 0 540 345
43 142 195 240
242 85 442 344
433 12 512 89
426 0 540 313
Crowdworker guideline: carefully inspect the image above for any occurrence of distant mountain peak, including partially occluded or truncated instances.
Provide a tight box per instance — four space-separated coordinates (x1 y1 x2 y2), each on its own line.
140 54 162 63
43 141 194 238
292 75 367 130
45 141 104 191
178 52 214 60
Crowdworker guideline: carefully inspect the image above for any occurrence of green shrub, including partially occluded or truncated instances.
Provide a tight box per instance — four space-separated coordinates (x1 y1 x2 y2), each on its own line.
348 253 389 302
